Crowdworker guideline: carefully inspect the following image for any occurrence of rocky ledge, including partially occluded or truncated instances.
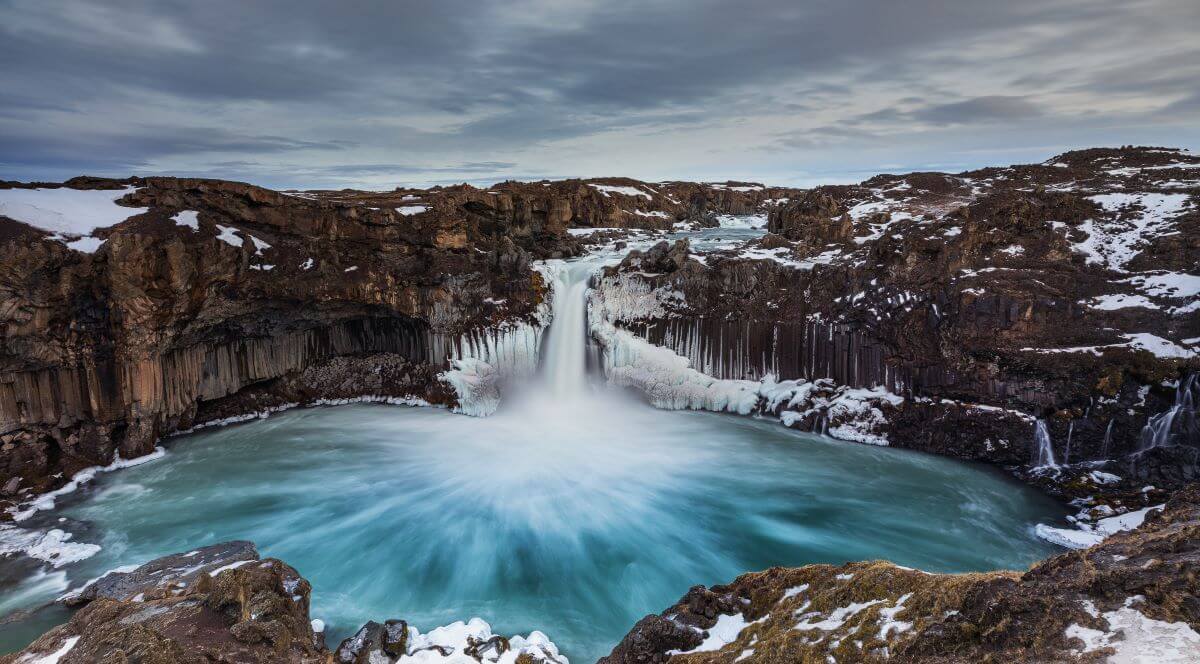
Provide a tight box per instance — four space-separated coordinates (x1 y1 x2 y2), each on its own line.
4 541 566 664
601 482 1200 663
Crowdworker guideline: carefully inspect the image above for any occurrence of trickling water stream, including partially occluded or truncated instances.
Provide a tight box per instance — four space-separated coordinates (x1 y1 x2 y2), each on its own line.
1136 374 1199 454
1033 419 1057 469
0 244 1068 661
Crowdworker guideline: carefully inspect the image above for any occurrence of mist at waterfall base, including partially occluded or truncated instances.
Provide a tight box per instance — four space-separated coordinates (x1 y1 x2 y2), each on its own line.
0 256 1066 661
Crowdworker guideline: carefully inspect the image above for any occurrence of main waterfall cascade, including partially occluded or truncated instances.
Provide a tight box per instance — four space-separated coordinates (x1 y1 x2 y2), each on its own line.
534 262 600 399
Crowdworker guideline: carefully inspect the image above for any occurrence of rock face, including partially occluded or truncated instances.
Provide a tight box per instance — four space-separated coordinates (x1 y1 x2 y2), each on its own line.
588 147 1200 497
601 482 1200 663
1 542 568 664
0 175 796 503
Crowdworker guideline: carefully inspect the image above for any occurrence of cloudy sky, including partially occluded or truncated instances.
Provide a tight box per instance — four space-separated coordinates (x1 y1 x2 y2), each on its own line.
1 0 1197 189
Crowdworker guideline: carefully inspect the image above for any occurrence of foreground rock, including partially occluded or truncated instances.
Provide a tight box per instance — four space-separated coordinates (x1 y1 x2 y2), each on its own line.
602 482 1200 663
4 542 324 663
3 541 567 664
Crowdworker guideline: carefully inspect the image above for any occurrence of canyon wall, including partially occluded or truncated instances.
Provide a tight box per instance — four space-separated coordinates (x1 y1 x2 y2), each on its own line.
590 147 1199 493
0 175 796 498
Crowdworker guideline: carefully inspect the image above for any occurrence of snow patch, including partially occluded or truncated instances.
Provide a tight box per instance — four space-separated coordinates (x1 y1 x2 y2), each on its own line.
0 186 146 236
1072 193 1190 271
589 184 651 199
1086 294 1157 310
404 617 568 664
19 635 80 664
1065 603 1200 662
669 613 761 654
214 224 243 248
795 599 884 632
172 210 199 230
1036 504 1164 549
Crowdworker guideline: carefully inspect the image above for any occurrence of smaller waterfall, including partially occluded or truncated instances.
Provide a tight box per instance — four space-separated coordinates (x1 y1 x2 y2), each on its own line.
1101 420 1115 458
1063 421 1074 464
1135 374 1199 454
1032 419 1057 468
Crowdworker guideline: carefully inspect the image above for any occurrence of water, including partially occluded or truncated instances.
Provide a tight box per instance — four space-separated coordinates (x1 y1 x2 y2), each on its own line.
0 404 1065 660
539 262 596 396
0 233 1067 661
1136 373 1198 454
1033 419 1057 468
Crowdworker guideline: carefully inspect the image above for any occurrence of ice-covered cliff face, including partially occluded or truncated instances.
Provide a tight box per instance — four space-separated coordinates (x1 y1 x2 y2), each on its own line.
587 280 905 446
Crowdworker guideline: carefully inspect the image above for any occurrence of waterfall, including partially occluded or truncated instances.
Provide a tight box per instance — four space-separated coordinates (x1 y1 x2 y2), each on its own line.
1102 420 1115 458
536 262 598 398
1135 374 1199 454
1033 419 1057 468
1063 421 1074 464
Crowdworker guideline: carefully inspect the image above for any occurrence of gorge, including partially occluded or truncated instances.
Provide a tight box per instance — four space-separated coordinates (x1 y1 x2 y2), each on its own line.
0 146 1197 662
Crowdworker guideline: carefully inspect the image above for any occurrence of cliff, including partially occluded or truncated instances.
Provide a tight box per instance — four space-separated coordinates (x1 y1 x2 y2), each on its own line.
587 147 1200 498
0 175 796 502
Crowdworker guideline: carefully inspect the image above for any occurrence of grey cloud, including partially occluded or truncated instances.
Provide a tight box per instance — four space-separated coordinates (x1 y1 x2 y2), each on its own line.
913 96 1044 125
0 0 1197 187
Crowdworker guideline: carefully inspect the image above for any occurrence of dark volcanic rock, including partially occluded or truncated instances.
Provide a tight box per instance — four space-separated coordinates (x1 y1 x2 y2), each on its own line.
61 540 260 607
602 482 1200 663
0 174 800 506
591 146 1200 496
3 543 323 664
